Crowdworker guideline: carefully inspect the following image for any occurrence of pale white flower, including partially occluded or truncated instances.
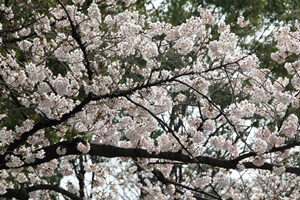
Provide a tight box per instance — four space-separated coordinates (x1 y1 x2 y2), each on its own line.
209 135 225 150
104 15 115 27
174 37 194 55
36 150 45 159
196 175 211 188
281 114 298 138
87 2 101 22
166 184 175 195
77 142 90 154
273 166 285 175
139 40 159 59
128 165 137 173
291 76 300 90
24 153 35 164
214 173 230 188
157 134 174 152
271 52 285 63
56 147 67 155
18 40 32 51
203 119 215 132
60 161 73 176
53 75 69 95
253 156 265 167
16 173 28 183
72 0 85 5
253 139 268 155
237 16 249 27
0 114 6 120
6 155 24 168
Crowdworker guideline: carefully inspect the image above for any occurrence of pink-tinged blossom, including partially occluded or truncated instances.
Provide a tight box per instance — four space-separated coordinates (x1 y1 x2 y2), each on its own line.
24 153 35 164
226 100 256 119
37 82 52 94
147 21 172 37
250 86 270 103
123 0 137 6
238 54 259 73
253 156 265 167
213 173 230 188
208 27 237 58
174 37 194 55
267 133 282 148
202 119 215 132
120 22 142 36
157 134 174 152
104 15 115 27
6 155 24 168
253 139 268 155
36 150 45 159
193 131 204 144
139 40 159 59
18 40 32 51
56 147 67 155
77 142 90 154
87 2 101 22
284 60 300 75
16 173 28 183
271 52 285 63
237 16 249 27
281 114 298 138
291 76 300 90
193 77 209 95
198 6 215 24
273 166 285 175
209 135 225 150
166 184 175 195
196 175 211 189
53 75 70 96
0 127 14 144
25 63 46 82
60 160 73 176
15 119 34 137
274 77 289 91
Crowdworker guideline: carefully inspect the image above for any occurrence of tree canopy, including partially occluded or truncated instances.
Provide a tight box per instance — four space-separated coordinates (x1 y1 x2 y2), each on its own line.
0 0 300 199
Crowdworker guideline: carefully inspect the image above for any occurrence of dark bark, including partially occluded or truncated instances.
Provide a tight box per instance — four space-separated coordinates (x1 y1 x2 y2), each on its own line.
1 138 300 176
1 184 82 200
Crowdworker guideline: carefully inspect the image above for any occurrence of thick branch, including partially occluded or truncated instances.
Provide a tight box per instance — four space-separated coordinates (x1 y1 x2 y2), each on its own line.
2 138 300 176
1 184 82 200
234 140 300 163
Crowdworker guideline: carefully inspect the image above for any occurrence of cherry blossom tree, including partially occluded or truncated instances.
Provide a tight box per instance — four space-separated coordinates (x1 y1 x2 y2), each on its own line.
0 0 299 199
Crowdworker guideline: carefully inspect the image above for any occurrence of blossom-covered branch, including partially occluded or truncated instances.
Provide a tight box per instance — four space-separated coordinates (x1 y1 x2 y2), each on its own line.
3 138 300 177
1 184 82 200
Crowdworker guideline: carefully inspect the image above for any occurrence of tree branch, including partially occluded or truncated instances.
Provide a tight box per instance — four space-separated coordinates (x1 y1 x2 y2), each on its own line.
2 138 300 176
1 184 82 200
0 93 93 163
57 0 93 80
